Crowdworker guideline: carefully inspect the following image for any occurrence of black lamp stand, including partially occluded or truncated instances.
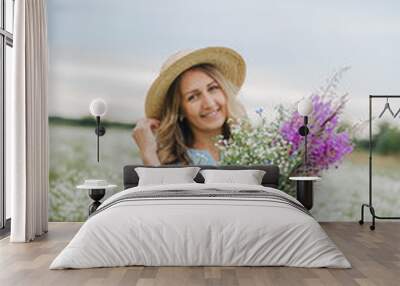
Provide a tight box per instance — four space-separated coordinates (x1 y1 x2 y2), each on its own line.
297 115 314 210
88 189 106 215
298 116 310 168
296 180 314 210
95 116 106 162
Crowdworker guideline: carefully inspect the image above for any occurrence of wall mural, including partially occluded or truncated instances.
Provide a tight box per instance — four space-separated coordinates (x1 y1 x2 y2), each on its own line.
47 0 400 222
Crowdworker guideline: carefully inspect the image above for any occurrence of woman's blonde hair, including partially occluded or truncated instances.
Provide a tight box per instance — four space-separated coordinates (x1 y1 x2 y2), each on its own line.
156 64 246 165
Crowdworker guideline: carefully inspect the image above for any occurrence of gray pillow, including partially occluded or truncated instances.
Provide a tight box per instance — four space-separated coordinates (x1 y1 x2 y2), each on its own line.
135 167 201 186
200 169 266 185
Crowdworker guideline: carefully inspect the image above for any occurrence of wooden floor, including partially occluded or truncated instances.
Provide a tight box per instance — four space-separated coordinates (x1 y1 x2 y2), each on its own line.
0 222 399 286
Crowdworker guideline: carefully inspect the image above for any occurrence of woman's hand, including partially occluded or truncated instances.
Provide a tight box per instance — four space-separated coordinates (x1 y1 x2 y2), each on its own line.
132 118 161 165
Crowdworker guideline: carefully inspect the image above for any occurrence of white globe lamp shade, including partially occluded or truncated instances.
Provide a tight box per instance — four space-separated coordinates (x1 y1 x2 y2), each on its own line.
90 98 107 117
297 98 313 116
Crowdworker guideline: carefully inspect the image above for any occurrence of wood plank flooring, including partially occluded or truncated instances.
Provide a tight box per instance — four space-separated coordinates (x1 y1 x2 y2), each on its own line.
0 222 399 286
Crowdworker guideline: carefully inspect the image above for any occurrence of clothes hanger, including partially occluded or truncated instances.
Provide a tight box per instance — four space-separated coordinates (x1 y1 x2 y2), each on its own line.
394 106 400 118
378 97 395 118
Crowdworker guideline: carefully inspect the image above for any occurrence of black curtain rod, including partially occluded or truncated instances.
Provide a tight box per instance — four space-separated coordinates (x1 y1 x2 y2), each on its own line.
369 95 400 98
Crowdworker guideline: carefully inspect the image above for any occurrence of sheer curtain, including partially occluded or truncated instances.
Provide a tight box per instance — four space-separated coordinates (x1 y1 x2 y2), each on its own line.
8 0 49 242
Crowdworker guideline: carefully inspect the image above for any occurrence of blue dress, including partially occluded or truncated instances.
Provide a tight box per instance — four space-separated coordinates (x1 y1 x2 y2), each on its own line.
186 148 218 165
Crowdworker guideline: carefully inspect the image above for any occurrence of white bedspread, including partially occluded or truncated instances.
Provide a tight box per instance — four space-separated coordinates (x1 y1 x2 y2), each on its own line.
50 183 351 269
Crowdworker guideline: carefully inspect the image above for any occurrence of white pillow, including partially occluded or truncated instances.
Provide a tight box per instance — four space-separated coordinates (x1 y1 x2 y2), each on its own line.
135 167 200 186
200 169 266 185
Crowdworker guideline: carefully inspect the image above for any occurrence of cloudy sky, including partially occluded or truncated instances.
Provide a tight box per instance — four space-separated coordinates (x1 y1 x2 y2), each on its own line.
47 0 400 126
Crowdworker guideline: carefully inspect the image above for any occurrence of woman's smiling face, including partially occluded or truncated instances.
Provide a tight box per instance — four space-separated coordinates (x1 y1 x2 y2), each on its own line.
179 68 227 134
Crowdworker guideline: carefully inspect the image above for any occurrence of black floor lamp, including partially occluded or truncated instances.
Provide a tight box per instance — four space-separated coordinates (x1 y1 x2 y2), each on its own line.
89 98 107 162
289 98 321 211
297 98 313 169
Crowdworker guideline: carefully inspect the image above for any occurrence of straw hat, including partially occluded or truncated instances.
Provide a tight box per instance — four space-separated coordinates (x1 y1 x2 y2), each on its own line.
145 47 246 119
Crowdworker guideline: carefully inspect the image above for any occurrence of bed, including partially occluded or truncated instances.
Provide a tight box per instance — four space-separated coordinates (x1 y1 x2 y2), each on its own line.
50 165 351 269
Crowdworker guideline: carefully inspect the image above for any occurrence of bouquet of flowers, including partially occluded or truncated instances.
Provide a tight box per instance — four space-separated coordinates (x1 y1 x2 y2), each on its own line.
217 67 354 195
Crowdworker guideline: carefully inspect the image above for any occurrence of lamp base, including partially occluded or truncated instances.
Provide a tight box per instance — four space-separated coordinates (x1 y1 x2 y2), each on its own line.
88 188 106 215
296 180 313 210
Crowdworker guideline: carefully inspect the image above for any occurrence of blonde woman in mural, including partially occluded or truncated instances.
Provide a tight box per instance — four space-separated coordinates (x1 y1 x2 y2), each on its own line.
132 47 247 165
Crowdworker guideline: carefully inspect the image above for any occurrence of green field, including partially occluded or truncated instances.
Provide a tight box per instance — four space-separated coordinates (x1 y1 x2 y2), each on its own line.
49 124 141 221
49 124 400 222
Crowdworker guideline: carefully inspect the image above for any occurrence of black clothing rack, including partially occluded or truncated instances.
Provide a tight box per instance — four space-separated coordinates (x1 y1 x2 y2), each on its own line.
359 95 400 230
